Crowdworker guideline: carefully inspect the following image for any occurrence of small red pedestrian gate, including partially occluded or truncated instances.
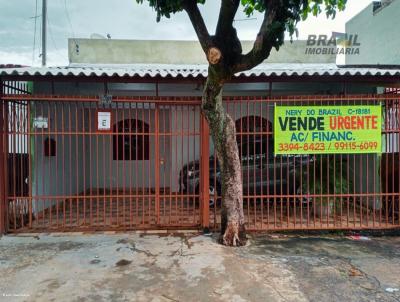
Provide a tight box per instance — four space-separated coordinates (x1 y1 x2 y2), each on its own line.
1 86 400 233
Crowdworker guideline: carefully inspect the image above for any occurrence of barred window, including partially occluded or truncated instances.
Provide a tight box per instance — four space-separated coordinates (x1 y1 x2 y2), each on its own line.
113 119 149 160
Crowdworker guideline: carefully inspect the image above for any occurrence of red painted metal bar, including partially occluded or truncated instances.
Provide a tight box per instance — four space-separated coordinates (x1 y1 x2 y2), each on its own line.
155 105 160 225
0 80 5 234
5 94 400 103
201 114 210 229
2 95 203 104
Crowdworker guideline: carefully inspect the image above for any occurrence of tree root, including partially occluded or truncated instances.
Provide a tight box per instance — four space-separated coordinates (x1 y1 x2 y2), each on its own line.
221 221 246 247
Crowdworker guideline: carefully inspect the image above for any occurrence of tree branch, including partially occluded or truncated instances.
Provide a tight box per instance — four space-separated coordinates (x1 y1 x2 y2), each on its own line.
233 0 284 73
183 0 213 54
215 0 240 38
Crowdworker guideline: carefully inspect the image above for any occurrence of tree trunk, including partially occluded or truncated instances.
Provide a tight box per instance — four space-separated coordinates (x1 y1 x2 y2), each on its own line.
202 75 246 246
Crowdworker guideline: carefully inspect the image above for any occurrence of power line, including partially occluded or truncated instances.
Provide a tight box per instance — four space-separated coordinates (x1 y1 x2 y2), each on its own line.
234 17 257 22
64 0 76 40
47 17 59 52
63 0 79 56
47 17 68 61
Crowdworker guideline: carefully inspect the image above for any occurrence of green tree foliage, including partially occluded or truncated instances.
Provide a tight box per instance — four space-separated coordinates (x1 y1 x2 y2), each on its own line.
136 0 346 50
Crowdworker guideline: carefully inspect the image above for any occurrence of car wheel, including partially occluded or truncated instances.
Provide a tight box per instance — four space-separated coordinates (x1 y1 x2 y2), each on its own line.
194 184 219 207
209 186 216 206
296 186 312 204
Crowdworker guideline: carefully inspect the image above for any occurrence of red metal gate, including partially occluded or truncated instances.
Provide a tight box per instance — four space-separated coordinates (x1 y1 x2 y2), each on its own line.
207 95 400 231
1 92 400 233
1 95 205 232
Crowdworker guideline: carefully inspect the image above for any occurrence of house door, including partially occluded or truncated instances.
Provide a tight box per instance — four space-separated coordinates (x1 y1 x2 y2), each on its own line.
156 104 202 227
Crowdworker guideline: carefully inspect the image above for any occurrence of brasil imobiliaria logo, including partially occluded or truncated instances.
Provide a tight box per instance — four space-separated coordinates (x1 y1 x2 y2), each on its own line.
305 32 360 55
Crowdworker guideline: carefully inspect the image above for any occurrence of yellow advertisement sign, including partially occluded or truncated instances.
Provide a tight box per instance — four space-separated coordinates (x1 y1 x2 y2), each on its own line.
274 105 382 154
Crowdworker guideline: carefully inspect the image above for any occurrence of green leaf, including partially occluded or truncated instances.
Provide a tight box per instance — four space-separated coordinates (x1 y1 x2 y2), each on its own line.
136 0 348 59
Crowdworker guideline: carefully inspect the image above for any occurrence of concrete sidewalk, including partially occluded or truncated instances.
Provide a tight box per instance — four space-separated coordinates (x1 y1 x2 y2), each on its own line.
1 232 399 302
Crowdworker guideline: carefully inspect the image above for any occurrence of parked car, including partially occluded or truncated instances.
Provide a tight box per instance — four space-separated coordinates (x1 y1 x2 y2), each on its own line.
179 138 313 205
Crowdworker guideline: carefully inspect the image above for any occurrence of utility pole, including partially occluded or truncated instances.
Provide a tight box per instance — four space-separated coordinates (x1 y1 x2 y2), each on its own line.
41 0 47 66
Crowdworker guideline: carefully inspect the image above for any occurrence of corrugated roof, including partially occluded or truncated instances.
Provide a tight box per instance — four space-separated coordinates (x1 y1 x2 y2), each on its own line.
1 63 400 79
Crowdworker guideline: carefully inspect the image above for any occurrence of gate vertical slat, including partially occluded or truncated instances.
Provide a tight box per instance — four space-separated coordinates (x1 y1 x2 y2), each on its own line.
27 100 32 228
201 114 210 229
155 105 160 225
0 80 5 234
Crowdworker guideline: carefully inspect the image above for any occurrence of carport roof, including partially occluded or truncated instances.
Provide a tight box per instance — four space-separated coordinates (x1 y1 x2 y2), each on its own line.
1 63 400 80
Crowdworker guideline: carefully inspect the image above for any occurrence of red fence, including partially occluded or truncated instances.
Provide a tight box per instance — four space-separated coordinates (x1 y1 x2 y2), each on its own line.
1 95 205 232
209 96 400 230
1 93 400 233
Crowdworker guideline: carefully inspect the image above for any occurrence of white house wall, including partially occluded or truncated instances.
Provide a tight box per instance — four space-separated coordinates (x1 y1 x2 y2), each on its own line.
31 102 86 213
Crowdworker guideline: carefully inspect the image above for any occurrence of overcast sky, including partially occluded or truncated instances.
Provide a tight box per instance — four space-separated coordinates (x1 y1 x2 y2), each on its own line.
0 0 372 66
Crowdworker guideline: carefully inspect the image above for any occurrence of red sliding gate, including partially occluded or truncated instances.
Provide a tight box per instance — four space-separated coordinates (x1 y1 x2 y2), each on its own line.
1 94 207 232
209 95 400 231
1 92 400 233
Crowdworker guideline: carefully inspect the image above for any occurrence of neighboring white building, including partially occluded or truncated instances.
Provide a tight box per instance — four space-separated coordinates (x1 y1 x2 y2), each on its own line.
345 0 400 65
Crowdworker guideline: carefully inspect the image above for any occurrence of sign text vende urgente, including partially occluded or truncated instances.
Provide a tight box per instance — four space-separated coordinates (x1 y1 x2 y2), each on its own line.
274 105 382 154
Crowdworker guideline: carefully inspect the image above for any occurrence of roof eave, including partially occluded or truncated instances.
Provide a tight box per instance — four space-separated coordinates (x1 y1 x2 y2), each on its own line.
1 73 400 85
